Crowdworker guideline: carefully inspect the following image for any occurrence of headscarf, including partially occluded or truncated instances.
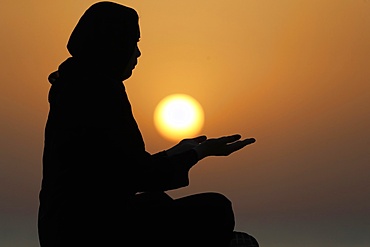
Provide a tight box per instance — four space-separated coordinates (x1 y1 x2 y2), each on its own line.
64 1 140 80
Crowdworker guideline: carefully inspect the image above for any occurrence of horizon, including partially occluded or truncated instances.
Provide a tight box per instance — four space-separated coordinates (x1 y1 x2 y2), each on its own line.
0 1 369 246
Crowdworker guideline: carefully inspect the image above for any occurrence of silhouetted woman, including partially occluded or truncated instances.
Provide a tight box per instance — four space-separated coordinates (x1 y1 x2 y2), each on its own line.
38 2 257 246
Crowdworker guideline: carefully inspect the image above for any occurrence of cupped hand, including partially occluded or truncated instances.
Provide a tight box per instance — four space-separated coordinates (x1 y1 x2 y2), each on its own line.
193 134 256 160
166 135 208 157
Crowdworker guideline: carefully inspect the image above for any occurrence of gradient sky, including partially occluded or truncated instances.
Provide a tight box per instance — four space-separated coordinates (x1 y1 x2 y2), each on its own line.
1 1 369 246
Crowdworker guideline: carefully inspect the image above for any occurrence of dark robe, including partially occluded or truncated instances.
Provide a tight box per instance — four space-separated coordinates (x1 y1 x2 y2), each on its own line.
38 57 199 246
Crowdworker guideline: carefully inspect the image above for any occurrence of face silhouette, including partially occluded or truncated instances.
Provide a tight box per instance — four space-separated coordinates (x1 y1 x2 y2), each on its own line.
122 41 141 80
130 44 141 71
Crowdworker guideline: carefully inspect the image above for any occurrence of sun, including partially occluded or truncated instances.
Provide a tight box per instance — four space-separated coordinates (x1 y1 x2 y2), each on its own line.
154 94 204 142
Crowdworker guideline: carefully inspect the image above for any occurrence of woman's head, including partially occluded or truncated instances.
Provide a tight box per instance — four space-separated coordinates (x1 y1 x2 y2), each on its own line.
67 1 140 79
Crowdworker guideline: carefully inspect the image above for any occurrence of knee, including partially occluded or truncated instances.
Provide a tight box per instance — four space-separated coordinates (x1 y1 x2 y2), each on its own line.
201 192 235 238
202 192 235 223
203 192 233 208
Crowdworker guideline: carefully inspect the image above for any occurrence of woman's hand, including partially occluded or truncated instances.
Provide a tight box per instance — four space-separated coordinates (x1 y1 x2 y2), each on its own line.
166 135 207 157
192 134 256 160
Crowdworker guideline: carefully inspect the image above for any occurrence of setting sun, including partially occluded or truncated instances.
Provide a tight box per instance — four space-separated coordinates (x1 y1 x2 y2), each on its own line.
154 94 204 142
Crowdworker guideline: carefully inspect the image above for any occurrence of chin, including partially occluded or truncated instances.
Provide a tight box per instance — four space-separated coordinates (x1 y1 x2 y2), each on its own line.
122 70 133 81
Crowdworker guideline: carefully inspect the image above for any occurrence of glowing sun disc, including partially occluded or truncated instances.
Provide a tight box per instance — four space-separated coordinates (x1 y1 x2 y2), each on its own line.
154 94 204 142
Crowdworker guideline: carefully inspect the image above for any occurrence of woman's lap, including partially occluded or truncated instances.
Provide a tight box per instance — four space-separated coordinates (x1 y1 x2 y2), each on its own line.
131 192 235 246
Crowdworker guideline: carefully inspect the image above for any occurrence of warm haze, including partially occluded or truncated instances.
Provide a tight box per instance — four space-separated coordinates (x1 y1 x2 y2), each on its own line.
0 1 369 246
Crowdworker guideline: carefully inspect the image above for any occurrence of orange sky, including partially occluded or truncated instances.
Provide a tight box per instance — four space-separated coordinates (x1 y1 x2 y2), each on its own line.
1 1 369 246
